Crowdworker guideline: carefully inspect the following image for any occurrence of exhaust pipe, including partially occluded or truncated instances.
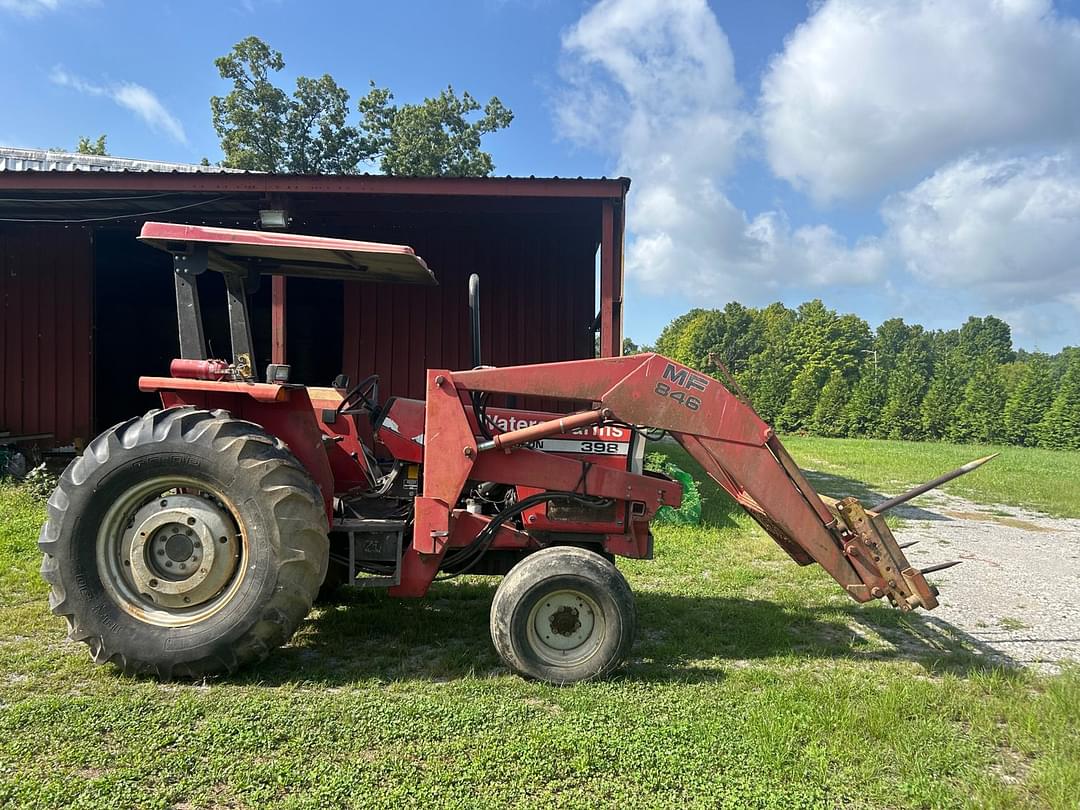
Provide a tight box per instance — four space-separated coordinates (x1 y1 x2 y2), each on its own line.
871 454 998 513
469 273 481 369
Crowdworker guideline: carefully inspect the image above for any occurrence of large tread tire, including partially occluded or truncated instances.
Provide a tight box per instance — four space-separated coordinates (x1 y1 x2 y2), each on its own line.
38 407 329 679
490 546 635 684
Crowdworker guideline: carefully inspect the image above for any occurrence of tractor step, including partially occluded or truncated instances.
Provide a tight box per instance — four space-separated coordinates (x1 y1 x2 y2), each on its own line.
332 517 406 588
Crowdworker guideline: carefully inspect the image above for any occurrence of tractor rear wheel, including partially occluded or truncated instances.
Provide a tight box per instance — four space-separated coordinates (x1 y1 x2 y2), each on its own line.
489 546 635 684
39 407 329 679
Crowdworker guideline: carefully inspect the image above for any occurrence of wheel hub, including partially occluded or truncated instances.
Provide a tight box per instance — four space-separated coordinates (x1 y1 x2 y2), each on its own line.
163 533 194 563
121 494 240 610
529 590 599 655
549 605 582 636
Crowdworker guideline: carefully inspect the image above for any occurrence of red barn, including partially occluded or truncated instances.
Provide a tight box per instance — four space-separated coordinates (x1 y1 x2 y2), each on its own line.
0 150 627 447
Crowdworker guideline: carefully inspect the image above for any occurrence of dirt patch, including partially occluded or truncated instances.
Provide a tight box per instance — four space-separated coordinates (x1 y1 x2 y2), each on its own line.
890 492 1080 672
941 511 1054 533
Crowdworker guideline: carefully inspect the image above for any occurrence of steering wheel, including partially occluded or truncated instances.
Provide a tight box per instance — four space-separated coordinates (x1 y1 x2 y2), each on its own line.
336 374 380 417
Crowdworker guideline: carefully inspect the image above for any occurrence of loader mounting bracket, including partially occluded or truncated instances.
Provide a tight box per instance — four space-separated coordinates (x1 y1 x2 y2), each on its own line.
834 497 939 611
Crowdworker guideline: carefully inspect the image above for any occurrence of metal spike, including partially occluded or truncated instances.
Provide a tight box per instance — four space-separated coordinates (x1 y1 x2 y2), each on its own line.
871 453 999 513
898 541 919 549
920 560 962 575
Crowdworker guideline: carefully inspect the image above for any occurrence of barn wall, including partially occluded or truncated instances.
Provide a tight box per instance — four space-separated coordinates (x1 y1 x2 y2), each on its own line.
0 225 93 444
0 199 603 445
340 213 598 401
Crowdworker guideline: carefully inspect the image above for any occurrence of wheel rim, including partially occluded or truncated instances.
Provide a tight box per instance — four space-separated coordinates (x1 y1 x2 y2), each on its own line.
96 475 246 627
526 589 606 668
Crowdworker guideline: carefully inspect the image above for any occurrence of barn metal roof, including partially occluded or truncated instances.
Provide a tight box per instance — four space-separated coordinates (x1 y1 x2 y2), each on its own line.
0 147 629 201
0 146 245 175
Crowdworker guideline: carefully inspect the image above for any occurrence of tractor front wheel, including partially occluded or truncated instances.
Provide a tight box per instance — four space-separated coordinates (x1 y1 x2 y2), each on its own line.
39 407 329 679
489 546 635 684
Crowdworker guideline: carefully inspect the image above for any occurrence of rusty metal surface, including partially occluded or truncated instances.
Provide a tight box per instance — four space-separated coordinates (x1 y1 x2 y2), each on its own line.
831 496 939 611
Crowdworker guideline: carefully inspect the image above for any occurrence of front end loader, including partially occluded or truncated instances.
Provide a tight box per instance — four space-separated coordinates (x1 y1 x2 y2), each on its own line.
39 223 989 683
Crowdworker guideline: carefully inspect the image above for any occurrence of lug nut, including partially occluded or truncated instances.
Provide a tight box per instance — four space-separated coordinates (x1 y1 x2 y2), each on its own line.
186 517 196 526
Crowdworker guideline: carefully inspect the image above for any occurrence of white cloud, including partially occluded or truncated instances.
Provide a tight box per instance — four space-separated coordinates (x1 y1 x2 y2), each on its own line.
557 0 883 303
0 0 61 15
883 152 1080 312
761 0 1080 202
50 66 187 144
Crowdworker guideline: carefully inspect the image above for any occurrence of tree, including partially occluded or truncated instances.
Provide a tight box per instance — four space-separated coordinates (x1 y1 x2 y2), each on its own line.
773 300 869 432
654 309 708 358
958 315 1015 367
737 303 796 424
1003 355 1055 446
1036 353 1080 450
920 334 966 440
76 135 107 155
777 364 827 432
844 365 886 437
949 358 1006 444
359 84 513 176
880 331 932 440
210 37 512 175
810 370 850 437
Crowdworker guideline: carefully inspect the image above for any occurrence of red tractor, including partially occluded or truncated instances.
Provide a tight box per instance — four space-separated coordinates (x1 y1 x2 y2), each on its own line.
39 223 981 683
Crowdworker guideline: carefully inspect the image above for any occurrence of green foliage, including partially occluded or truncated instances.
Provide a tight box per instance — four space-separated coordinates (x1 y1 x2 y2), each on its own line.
921 343 966 440
648 298 1080 450
880 333 932 440
1037 353 1080 450
359 83 513 177
948 358 1007 444
809 369 850 437
75 135 107 155
777 364 826 432
210 37 512 175
654 308 707 359
959 315 1015 367
1004 354 1055 446
844 365 887 438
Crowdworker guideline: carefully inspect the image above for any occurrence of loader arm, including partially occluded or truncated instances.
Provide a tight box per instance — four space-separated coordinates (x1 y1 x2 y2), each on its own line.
427 353 948 611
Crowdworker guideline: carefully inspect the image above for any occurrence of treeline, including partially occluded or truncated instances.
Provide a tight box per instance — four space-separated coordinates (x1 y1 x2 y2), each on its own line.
627 301 1080 450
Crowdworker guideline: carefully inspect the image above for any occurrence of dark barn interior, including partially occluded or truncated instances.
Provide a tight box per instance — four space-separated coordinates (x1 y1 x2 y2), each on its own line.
0 173 627 446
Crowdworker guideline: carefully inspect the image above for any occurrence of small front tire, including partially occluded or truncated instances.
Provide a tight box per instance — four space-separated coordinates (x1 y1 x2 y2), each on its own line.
489 546 635 684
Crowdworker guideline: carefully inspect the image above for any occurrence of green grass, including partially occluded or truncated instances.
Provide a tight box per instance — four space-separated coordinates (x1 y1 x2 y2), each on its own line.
2 436 1079 809
782 435 1080 518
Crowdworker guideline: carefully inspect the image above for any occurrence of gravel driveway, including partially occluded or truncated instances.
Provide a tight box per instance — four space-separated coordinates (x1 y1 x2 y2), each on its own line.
889 492 1080 672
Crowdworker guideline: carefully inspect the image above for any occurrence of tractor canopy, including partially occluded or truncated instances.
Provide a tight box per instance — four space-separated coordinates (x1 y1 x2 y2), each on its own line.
138 221 437 285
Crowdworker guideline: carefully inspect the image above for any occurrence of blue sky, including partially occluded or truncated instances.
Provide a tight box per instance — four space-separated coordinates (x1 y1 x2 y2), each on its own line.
4 0 1080 352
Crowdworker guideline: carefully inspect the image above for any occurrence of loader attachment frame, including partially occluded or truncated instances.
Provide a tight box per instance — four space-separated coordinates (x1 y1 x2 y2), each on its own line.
408 352 949 610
